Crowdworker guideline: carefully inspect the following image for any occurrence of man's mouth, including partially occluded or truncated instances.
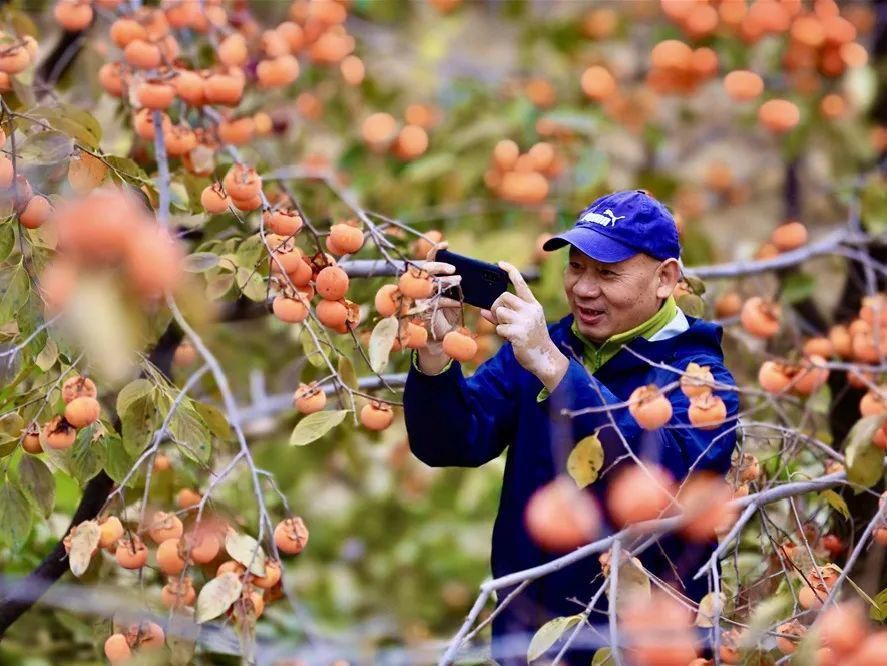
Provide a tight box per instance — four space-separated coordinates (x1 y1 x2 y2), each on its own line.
576 306 605 325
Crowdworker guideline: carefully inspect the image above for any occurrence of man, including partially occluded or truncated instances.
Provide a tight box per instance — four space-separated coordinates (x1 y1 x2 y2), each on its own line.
403 190 738 663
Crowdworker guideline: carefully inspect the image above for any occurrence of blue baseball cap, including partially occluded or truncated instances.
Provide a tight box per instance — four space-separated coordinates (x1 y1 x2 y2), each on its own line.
543 190 681 262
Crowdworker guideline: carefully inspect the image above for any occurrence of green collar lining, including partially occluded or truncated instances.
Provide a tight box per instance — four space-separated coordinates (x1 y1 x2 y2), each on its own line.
570 296 678 373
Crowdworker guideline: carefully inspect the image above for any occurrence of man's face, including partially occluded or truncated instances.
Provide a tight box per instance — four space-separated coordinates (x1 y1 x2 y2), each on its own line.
564 247 674 343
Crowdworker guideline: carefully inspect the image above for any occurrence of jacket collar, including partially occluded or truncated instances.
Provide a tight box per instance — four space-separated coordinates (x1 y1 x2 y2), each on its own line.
569 296 683 373
551 310 722 375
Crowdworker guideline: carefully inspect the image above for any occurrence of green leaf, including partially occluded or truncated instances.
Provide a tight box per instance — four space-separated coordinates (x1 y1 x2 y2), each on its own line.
178 173 211 216
8 9 38 37
196 572 242 623
10 75 35 109
0 413 24 438
193 402 233 442
70 425 104 484
35 337 58 372
14 293 48 365
527 615 583 661
236 234 265 269
205 272 234 301
236 266 266 302
683 275 706 296
225 531 267 577
39 433 72 475
844 414 887 489
0 482 32 549
18 455 55 518
116 379 154 417
566 433 604 488
120 394 155 458
0 436 18 459
0 262 30 322
29 105 102 150
104 155 151 183
300 324 330 368
289 410 349 446
822 489 850 520
17 130 74 164
0 221 14 262
103 435 136 485
861 173 887 235
870 587 887 623
338 355 358 392
184 253 220 272
117 380 155 457
780 272 816 305
168 402 212 464
169 181 189 212
369 317 399 373
677 293 705 318
404 153 457 183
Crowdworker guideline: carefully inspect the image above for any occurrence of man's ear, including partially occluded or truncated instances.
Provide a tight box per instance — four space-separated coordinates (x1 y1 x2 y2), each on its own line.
656 258 681 299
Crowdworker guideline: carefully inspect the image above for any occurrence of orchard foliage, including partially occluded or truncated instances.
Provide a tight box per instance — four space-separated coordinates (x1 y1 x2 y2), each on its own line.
0 0 884 664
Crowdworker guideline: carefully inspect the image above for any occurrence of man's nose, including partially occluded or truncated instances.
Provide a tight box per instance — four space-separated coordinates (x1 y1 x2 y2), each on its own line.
572 274 602 299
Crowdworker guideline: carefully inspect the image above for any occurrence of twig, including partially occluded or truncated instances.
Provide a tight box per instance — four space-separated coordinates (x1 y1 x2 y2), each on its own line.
608 539 623 666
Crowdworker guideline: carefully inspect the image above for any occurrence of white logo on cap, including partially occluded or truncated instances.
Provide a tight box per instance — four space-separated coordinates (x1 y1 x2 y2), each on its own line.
580 208 625 227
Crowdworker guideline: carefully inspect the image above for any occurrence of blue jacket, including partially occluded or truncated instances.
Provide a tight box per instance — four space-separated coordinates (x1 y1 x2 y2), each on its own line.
404 314 738 663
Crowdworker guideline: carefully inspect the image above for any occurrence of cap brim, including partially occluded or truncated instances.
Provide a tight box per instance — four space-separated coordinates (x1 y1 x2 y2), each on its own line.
542 227 638 263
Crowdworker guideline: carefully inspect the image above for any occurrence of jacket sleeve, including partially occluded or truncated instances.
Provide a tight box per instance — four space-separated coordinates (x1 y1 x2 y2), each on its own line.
403 344 519 468
544 355 738 483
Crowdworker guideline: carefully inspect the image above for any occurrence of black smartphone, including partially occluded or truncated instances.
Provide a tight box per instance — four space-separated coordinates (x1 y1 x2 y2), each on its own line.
435 249 511 310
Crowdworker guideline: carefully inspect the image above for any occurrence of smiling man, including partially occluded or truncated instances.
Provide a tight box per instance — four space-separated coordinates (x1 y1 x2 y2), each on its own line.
404 190 738 664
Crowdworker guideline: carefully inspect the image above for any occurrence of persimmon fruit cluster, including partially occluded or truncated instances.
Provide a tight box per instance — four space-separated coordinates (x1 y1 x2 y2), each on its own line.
484 139 560 205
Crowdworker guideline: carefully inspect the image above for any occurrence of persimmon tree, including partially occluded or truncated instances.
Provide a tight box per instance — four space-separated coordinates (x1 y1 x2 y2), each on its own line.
0 0 884 664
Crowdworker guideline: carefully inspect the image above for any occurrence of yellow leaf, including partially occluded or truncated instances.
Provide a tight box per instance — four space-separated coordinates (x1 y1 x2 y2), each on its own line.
567 433 604 488
195 572 242 623
368 317 399 373
695 592 724 627
225 531 267 577
527 614 583 662
67 152 108 193
63 275 139 385
68 520 100 577
822 489 850 520
608 554 651 616
188 144 215 175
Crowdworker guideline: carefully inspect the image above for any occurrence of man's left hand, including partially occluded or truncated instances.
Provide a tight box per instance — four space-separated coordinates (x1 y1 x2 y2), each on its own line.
481 261 570 391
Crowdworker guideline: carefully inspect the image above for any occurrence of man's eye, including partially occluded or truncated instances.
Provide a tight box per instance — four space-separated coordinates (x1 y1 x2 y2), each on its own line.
569 262 582 270
600 269 615 277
